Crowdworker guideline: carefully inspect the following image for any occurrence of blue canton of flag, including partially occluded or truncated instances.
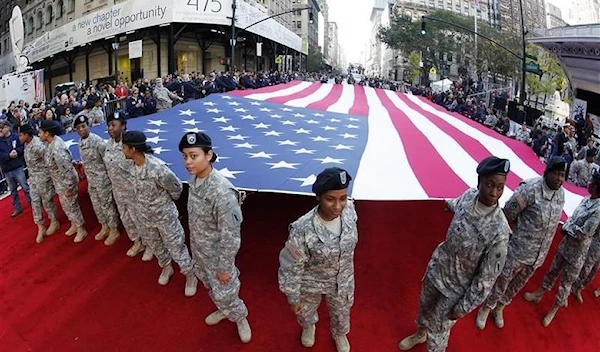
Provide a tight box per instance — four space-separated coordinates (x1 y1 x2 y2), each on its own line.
64 94 369 196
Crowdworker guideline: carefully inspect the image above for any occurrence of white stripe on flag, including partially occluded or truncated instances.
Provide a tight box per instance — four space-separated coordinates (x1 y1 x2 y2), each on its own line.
327 84 355 114
385 91 514 203
352 87 428 200
285 83 334 107
407 94 583 216
245 81 312 101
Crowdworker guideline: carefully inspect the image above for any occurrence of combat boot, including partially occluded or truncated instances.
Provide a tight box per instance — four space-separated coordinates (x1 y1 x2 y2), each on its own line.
94 224 109 241
158 263 174 285
398 330 427 350
492 304 505 328
74 226 88 243
184 274 198 297
65 222 77 236
205 310 227 326
126 240 144 257
46 218 60 235
524 289 544 304
301 324 316 347
333 334 350 352
476 306 491 330
542 304 560 327
104 228 120 246
236 318 251 343
36 224 46 243
595 289 600 298
141 247 154 262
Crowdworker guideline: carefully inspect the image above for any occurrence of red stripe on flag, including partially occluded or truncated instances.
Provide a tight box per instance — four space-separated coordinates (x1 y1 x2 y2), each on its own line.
306 84 343 111
349 85 369 117
228 81 302 97
376 89 468 198
267 82 323 104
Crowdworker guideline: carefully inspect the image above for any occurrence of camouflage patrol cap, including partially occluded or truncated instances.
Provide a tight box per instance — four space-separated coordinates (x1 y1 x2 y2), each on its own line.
477 156 510 176
312 167 352 195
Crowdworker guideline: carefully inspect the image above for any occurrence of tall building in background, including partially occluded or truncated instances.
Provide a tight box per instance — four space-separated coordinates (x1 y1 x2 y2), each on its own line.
292 0 321 52
569 0 600 25
318 0 330 62
394 0 502 27
499 0 547 34
0 0 18 75
248 0 295 31
326 21 338 68
546 2 567 28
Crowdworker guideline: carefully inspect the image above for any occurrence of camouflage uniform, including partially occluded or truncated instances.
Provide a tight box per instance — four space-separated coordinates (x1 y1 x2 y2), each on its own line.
540 196 600 306
188 169 248 322
132 154 194 275
417 189 509 352
568 160 598 187
484 177 564 309
24 136 58 225
78 133 119 229
103 138 141 242
574 231 600 291
45 136 84 227
278 201 359 337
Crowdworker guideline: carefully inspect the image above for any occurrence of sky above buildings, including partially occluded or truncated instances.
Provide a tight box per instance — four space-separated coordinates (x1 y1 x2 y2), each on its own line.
327 0 372 64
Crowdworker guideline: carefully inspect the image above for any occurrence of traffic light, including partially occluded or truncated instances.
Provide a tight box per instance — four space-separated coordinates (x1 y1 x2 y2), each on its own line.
421 20 426 35
309 11 314 24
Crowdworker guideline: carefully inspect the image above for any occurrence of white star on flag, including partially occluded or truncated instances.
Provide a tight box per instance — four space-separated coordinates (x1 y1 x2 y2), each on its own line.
228 101 240 106
241 115 257 120
264 130 283 137
347 124 359 129
282 107 293 112
311 136 330 142
293 113 305 118
235 108 249 113
294 128 311 134
179 109 196 116
316 156 345 164
348 117 360 121
218 167 245 179
266 160 300 169
144 128 166 134
234 142 257 149
64 139 78 149
221 96 232 99
293 148 316 154
227 134 249 141
291 174 317 187
220 125 240 132
260 107 273 112
306 119 320 124
278 139 299 146
214 117 230 123
270 114 282 119
340 133 358 139
153 146 171 155
330 144 354 150
184 127 205 133
329 118 341 123
322 125 337 131
247 151 275 159
281 120 296 126
313 113 324 117
253 122 270 129
215 155 230 162
207 108 223 113
182 119 200 125
203 101 217 106
146 136 167 144
148 119 167 126
250 101 262 106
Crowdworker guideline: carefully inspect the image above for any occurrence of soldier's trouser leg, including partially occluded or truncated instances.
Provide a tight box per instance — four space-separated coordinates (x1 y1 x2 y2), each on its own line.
556 262 582 307
89 186 120 229
155 217 194 275
145 227 172 268
325 291 354 336
541 253 567 292
200 262 248 322
298 293 323 328
41 187 58 221
486 257 535 308
57 190 84 227
574 255 600 291
30 186 45 225
415 276 443 331
114 199 140 242
425 289 460 351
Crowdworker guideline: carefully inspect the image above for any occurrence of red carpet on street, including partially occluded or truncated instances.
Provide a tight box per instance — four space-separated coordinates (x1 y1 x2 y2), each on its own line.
1 182 599 352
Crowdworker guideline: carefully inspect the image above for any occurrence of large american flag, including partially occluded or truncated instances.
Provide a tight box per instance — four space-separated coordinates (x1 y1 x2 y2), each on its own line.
64 81 587 218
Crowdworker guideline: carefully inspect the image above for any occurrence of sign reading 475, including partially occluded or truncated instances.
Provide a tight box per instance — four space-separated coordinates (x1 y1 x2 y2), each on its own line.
187 0 223 12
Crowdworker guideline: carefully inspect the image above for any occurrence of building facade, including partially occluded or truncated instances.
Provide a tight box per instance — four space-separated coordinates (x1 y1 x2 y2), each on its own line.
326 21 338 68
292 0 320 54
395 0 502 27
318 0 330 62
546 2 567 28
569 0 600 25
0 0 18 75
248 0 295 31
499 0 547 35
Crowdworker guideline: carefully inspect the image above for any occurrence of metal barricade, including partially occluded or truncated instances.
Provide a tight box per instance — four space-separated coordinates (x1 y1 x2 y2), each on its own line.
103 99 120 119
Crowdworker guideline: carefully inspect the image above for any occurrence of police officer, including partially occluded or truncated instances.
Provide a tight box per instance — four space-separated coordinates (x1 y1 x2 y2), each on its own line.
38 120 87 243
475 156 566 330
123 131 197 296
179 132 251 343
278 167 358 352
524 171 600 326
19 124 59 243
399 156 510 352
73 115 120 246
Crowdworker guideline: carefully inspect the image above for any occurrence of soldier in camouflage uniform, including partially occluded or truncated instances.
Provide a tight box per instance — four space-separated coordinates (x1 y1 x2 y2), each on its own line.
103 112 146 258
278 167 358 352
179 132 251 343
73 115 120 246
399 156 510 352
572 229 600 303
38 120 88 243
122 131 197 296
524 171 600 327
475 156 566 330
19 124 60 243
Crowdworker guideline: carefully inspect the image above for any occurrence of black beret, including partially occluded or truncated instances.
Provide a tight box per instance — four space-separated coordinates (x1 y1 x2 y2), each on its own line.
39 120 62 135
73 115 89 128
122 130 146 147
19 124 33 135
179 132 212 152
84 100 95 110
476 156 510 176
545 156 567 175
312 167 352 195
106 111 126 124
